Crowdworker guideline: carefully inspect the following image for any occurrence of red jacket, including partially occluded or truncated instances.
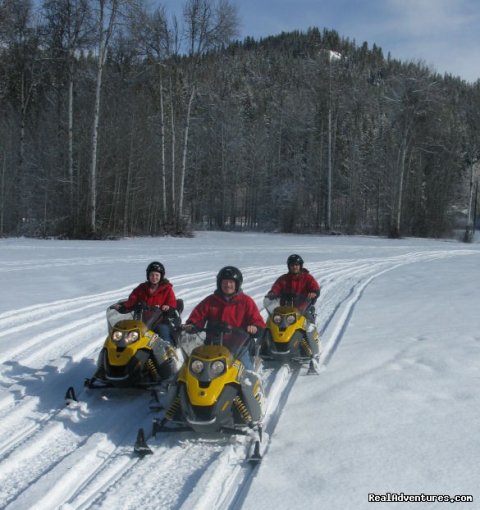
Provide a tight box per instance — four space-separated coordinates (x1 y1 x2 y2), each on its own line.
270 269 320 297
187 291 265 332
122 280 176 311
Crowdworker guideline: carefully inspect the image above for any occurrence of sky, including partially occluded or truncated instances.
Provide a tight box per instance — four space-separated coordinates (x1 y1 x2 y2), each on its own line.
154 0 480 83
1 231 479 509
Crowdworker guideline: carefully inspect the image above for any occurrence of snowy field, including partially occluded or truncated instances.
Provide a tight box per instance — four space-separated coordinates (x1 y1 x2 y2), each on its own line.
0 231 479 510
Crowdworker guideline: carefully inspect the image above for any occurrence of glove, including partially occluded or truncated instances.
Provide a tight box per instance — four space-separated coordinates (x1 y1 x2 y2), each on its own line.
183 323 200 334
110 303 126 313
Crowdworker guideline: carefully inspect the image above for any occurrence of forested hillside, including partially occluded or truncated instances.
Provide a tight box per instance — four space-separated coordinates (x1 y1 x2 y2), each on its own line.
1 0 479 238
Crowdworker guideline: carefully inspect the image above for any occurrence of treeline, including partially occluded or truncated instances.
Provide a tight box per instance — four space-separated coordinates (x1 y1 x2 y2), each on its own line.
0 0 479 239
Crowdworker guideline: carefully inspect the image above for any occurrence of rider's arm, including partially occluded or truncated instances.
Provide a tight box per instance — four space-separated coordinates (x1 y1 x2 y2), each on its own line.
269 275 287 298
162 284 177 309
110 302 126 313
185 296 210 330
305 273 320 301
306 273 320 293
119 284 144 312
245 296 266 336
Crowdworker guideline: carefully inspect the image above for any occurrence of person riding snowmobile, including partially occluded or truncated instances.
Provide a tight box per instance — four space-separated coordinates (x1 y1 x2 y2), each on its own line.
87 301 183 388
184 266 265 369
266 254 320 322
261 255 321 371
111 261 179 344
155 267 266 439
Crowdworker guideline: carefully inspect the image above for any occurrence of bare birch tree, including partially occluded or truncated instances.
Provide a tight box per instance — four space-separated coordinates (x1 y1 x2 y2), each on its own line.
128 4 177 226
42 0 93 232
177 0 238 227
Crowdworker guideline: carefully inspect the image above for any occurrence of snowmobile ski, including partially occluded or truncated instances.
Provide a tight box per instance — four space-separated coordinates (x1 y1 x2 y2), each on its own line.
247 426 264 463
248 440 262 463
306 357 321 375
148 388 165 412
134 428 153 457
65 386 78 405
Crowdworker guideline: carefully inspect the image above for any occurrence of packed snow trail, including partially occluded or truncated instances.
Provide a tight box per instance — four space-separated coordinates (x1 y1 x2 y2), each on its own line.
0 246 477 509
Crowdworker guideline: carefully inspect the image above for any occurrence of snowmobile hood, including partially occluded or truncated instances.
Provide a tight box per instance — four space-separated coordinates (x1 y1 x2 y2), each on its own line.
178 344 242 407
114 319 148 332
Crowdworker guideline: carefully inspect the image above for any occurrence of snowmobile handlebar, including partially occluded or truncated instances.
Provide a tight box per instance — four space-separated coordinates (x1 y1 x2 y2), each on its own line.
109 301 173 313
134 300 184 315
108 301 164 315
265 292 313 306
182 322 259 361
134 301 162 312
182 322 257 338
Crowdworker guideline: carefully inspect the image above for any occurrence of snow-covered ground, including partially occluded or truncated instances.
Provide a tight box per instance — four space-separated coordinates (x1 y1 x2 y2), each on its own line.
0 231 479 510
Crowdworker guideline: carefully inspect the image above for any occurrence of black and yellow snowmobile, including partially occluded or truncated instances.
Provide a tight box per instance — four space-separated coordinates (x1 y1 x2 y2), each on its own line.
262 292 321 370
86 301 184 389
159 323 266 434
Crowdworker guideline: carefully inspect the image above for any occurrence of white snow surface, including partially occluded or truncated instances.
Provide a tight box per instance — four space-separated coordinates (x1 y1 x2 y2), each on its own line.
1 231 479 510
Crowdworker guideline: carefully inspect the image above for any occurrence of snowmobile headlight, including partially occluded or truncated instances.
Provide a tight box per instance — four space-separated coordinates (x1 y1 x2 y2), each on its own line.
112 330 124 342
191 359 204 374
273 314 282 324
286 314 296 325
125 330 140 344
210 360 225 376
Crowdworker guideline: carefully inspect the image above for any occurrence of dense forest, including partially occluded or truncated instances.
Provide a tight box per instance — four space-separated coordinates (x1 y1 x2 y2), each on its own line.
0 0 479 239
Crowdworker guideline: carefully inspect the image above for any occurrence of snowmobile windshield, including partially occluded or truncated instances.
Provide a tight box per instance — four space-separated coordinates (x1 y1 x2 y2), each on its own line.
106 303 164 333
135 307 164 330
263 295 280 315
264 293 311 315
204 322 251 359
106 307 134 334
279 293 311 313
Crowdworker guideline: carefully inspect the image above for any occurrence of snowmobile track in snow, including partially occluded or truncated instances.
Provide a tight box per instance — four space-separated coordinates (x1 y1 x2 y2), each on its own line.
0 249 477 509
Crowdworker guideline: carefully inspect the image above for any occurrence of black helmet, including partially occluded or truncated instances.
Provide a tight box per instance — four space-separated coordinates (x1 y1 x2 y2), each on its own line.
287 254 304 268
216 266 243 292
146 261 165 279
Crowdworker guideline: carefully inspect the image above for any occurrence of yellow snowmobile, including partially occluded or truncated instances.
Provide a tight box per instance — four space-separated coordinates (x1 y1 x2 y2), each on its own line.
262 292 321 371
86 301 184 389
159 323 266 434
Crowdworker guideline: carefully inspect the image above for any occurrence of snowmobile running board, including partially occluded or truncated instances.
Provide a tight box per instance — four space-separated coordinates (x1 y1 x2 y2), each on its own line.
152 418 192 436
84 377 114 389
264 356 320 375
